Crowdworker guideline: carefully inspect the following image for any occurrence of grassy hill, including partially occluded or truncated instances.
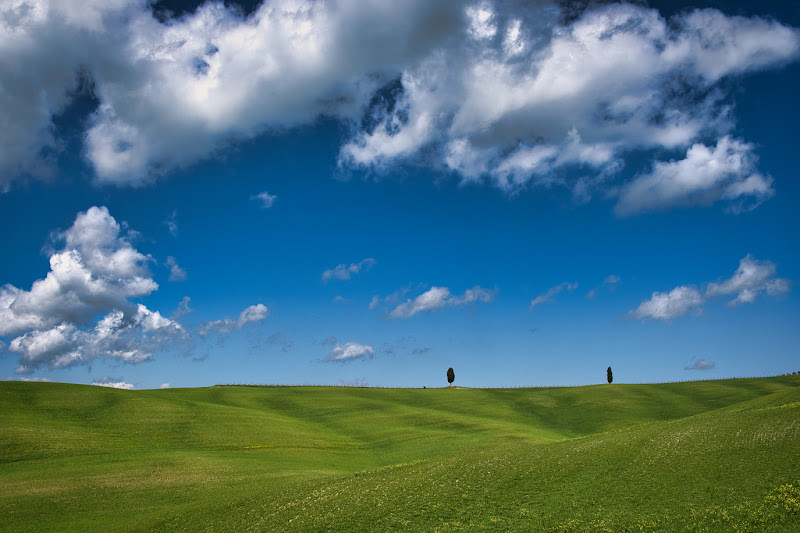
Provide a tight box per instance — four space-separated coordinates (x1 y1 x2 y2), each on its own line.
1 376 799 531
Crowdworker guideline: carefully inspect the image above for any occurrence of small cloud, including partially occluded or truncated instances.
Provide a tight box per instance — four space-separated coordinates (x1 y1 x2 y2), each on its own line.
166 256 187 282
369 295 381 310
159 383 171 389
530 282 578 310
587 275 620 299
173 296 194 318
411 346 431 355
325 341 375 362
705 254 789 306
199 304 269 336
369 288 411 312
615 137 773 216
684 357 715 370
322 258 376 283
92 377 134 390
629 255 789 323
388 285 495 318
267 333 293 353
337 377 368 387
628 285 704 321
251 192 277 209
164 211 178 237
333 295 349 303
17 376 52 382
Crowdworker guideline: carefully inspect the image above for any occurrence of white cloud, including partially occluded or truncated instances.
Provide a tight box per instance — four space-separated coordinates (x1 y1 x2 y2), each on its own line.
322 258 376 283
706 255 790 305
159 382 171 389
389 285 495 318
0 206 158 336
465 3 497 41
166 256 187 282
251 192 277 209
325 341 375 362
165 210 179 237
588 275 620 299
17 376 52 382
173 296 194 318
2 1 797 214
629 285 704 321
0 0 465 186
0 206 278 370
9 324 76 365
7 303 185 369
629 255 788 321
615 137 774 215
91 377 134 390
530 282 578 310
340 3 799 201
198 303 269 336
684 357 715 371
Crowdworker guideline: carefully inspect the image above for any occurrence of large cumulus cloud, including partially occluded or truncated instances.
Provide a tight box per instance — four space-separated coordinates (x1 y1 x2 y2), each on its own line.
1 1 798 214
0 205 267 371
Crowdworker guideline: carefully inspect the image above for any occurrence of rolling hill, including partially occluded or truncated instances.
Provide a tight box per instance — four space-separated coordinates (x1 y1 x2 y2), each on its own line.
2 376 799 531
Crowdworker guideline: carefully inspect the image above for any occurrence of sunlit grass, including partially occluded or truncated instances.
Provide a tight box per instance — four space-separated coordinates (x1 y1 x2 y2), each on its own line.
1 376 799 531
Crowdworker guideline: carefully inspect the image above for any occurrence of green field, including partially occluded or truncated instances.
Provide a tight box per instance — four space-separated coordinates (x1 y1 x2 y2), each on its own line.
2 376 799 531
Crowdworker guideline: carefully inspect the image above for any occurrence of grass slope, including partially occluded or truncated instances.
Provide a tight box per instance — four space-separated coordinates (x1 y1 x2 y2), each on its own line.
1 376 799 531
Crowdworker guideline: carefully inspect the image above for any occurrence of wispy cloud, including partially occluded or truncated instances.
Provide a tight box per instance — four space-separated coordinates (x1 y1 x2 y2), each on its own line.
337 377 368 387
251 192 277 209
267 333 293 353
164 210 178 237
684 357 715 370
166 256 187 282
173 296 194 319
322 258 376 283
199 304 269 336
530 282 578 310
587 275 620 299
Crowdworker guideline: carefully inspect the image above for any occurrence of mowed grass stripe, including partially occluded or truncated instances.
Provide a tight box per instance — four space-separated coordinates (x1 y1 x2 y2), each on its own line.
1 375 799 531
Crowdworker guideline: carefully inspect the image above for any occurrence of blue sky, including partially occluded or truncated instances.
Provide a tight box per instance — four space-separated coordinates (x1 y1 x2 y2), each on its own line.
1 0 799 389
